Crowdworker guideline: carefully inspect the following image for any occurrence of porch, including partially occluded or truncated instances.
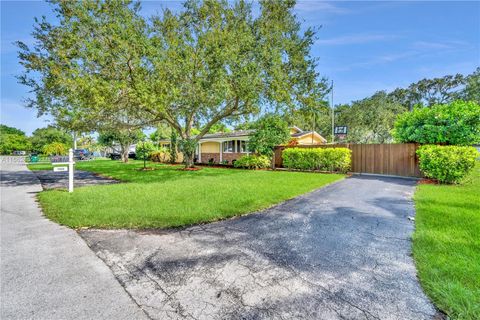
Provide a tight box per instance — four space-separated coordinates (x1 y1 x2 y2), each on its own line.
197 138 250 164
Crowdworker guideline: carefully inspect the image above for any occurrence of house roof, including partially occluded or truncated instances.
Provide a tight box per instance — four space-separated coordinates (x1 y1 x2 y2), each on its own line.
198 130 255 140
290 126 303 133
157 129 254 142
158 127 326 142
291 130 328 142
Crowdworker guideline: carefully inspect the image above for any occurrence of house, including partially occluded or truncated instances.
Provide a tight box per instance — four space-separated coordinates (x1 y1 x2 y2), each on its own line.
159 126 326 164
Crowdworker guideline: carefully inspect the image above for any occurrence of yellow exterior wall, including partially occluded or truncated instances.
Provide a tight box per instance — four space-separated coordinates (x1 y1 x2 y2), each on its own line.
157 143 184 163
200 142 220 153
295 133 325 145
290 128 300 135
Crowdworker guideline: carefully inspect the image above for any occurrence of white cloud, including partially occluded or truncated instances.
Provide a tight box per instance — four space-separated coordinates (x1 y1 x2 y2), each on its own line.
332 51 419 72
294 1 349 14
412 40 469 50
316 33 398 46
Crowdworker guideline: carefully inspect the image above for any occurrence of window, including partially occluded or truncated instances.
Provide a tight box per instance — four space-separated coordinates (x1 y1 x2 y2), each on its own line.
162 143 171 149
223 140 234 153
238 140 248 153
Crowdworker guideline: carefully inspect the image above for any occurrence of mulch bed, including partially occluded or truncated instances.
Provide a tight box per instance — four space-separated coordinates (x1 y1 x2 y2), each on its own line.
418 178 439 185
177 167 202 171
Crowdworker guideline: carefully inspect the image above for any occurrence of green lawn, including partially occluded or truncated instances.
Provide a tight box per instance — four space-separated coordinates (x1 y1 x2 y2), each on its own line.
413 162 480 319
29 160 344 229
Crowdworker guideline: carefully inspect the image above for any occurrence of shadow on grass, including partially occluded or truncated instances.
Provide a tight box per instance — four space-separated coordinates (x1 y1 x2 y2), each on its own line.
70 161 252 184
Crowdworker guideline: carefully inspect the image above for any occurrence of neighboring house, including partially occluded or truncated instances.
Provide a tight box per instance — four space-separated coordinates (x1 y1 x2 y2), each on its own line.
159 126 326 164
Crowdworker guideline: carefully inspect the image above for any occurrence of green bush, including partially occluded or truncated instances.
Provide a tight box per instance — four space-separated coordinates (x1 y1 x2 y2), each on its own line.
393 100 480 145
416 145 478 183
42 142 68 156
234 155 271 169
282 147 351 173
149 147 169 163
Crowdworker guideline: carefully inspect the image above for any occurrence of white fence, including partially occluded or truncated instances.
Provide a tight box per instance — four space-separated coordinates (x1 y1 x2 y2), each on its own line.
0 156 26 165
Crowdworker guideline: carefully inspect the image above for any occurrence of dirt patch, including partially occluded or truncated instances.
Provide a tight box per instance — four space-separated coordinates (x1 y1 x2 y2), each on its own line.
418 178 439 185
177 167 202 171
136 167 156 171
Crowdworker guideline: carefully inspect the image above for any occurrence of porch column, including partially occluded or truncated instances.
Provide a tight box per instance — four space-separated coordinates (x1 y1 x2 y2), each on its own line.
198 142 202 163
219 141 223 162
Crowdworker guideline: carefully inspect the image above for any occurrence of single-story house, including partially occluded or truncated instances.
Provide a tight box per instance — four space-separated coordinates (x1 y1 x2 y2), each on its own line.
159 126 326 164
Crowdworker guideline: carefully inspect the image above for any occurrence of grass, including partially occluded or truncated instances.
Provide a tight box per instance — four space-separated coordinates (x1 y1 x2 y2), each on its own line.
29 160 344 229
413 162 480 319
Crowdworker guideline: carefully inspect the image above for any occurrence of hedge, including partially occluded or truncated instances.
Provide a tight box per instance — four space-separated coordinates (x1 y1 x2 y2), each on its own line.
282 147 351 173
416 145 478 184
234 155 271 169
393 100 480 145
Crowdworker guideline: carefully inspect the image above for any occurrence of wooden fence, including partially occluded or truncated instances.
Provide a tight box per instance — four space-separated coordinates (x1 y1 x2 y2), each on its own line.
273 143 422 178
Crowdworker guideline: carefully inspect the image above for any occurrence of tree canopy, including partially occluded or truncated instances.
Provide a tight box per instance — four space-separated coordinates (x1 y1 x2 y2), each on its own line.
30 126 72 152
17 0 329 167
0 125 31 154
326 69 479 144
388 68 480 110
248 114 290 156
0 124 25 136
334 91 406 143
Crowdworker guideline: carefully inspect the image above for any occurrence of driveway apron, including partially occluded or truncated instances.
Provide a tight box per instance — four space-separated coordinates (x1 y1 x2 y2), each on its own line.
0 162 148 320
80 175 437 320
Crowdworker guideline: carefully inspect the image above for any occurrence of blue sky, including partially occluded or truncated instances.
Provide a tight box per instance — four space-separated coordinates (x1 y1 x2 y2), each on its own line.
1 1 479 135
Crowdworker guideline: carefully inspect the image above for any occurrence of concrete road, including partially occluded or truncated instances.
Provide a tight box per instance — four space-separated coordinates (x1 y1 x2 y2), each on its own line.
0 163 148 320
81 176 437 320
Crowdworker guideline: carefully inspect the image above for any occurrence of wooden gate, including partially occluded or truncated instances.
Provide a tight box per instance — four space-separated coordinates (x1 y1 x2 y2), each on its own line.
273 143 422 177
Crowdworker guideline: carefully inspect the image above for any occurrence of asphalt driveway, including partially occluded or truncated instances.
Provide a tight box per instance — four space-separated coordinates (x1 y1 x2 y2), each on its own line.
80 175 437 320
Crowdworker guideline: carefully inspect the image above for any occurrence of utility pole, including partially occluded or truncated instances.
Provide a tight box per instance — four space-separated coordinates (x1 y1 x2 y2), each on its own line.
312 107 315 144
331 80 335 144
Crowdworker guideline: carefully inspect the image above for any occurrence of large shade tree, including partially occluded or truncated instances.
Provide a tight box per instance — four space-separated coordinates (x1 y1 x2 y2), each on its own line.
143 0 329 166
17 0 155 162
17 0 329 167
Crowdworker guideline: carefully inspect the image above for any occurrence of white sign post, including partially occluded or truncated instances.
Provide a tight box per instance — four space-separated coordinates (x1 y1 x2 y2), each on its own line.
68 148 74 193
51 150 75 192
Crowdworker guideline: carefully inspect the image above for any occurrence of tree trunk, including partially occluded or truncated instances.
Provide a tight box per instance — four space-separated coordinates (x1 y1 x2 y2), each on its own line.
183 148 195 168
179 136 197 169
121 145 129 163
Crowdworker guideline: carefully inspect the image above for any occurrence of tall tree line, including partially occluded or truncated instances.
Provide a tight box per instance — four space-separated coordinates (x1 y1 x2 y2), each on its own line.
313 69 479 144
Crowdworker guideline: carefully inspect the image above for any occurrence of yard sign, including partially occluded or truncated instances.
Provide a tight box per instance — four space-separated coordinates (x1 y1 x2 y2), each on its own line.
51 149 75 192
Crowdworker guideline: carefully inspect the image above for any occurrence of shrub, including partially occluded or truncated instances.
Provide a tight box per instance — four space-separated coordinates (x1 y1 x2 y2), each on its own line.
393 100 480 145
149 147 169 163
282 147 351 173
234 155 271 169
42 142 68 156
247 114 291 156
416 145 478 183
136 141 156 169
